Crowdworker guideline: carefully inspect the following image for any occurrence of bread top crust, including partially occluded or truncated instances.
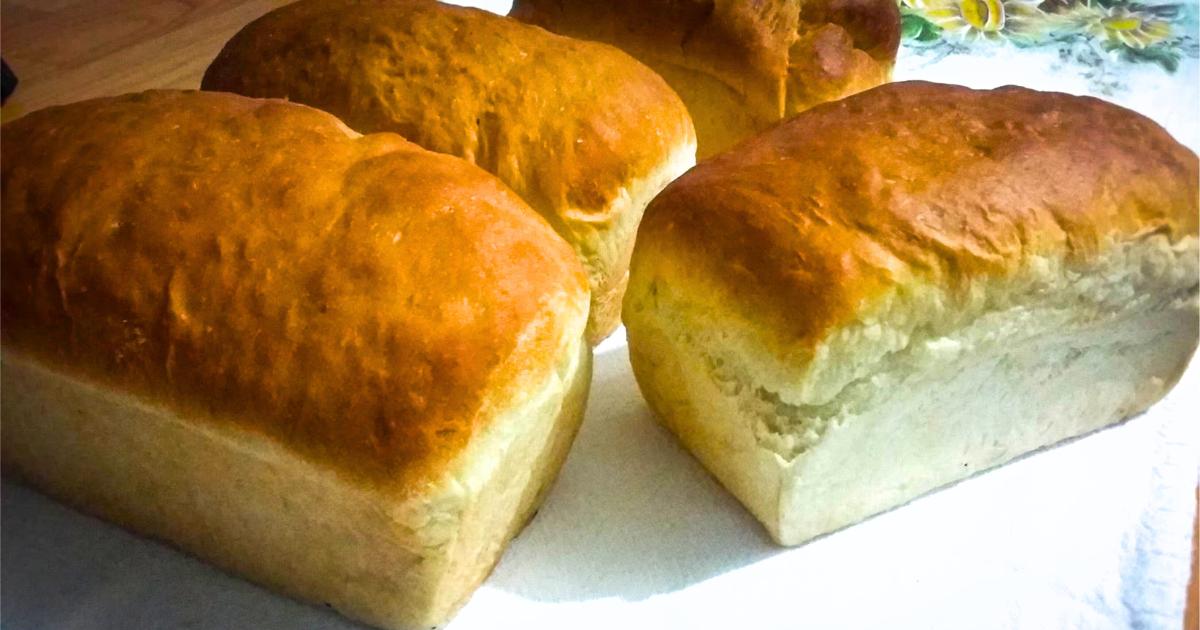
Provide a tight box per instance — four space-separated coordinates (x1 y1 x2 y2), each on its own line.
631 81 1199 356
1 90 588 494
511 0 900 128
201 0 695 229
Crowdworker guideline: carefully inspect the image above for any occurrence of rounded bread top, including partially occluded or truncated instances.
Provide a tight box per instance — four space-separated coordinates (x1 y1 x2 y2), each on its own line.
202 0 697 225
1 90 589 493
634 81 1199 354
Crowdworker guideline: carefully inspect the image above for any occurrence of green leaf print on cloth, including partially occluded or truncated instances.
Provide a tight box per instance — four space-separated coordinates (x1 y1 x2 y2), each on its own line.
899 0 1199 75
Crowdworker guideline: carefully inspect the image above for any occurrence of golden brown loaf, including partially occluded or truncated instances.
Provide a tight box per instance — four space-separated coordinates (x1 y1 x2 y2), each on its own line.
512 0 900 157
202 0 698 343
636 81 1198 355
2 90 592 629
623 81 1199 545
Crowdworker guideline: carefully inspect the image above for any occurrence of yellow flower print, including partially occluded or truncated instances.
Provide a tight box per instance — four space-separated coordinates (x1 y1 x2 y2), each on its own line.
1066 2 1173 49
913 0 1047 42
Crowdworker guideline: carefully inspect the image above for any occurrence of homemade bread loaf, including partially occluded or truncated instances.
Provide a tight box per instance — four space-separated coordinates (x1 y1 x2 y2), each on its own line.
201 0 697 343
623 81 1199 546
512 0 900 158
0 90 592 629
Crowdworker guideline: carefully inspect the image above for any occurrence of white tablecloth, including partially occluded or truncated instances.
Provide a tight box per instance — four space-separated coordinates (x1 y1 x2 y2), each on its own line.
3 1 1198 628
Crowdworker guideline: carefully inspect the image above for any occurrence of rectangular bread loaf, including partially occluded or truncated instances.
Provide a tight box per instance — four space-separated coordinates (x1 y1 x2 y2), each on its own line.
201 0 698 343
0 90 592 629
623 81 1199 546
512 0 900 158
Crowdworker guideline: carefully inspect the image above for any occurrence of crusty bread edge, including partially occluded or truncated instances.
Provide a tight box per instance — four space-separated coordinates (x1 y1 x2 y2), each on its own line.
1 313 591 630
626 233 1199 544
579 139 696 343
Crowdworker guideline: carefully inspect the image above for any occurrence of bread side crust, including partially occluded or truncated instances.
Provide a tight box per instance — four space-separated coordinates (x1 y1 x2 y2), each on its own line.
0 334 591 629
626 234 1199 544
426 339 592 620
578 140 696 343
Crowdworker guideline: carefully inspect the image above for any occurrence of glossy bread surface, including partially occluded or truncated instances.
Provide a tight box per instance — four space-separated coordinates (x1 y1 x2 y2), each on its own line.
635 81 1199 358
1 90 588 491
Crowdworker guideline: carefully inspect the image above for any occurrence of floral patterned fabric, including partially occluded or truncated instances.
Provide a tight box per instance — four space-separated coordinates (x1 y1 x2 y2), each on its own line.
901 0 1196 67
895 0 1200 149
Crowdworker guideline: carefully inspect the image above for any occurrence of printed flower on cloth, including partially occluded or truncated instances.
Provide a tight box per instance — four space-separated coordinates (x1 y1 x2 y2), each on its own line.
900 0 1199 77
1068 2 1173 49
910 0 1048 42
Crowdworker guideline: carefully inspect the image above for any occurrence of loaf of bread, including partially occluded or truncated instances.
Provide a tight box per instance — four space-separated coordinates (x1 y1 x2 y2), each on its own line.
512 0 900 158
623 81 1199 546
201 0 697 344
0 90 592 629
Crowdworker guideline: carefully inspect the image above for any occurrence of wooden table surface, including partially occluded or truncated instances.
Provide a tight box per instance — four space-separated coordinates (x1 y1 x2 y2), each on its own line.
0 1 1197 627
0 0 290 117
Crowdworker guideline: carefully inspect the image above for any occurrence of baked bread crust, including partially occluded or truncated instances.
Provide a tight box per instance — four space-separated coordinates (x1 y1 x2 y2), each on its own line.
1 89 588 492
635 81 1198 361
202 0 698 342
512 0 900 157
624 81 1199 545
